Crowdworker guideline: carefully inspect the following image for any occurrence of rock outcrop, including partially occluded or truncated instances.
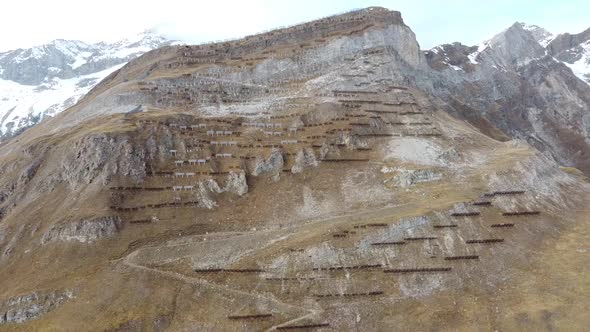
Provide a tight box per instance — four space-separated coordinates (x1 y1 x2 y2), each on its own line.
547 27 590 61
59 134 148 187
223 171 249 196
291 148 319 173
41 216 121 244
0 290 73 325
252 149 284 180
197 172 249 209
390 168 443 187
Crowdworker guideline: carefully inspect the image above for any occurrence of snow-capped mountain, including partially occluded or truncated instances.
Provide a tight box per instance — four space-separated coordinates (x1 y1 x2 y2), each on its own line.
520 23 554 47
546 27 590 84
0 30 176 139
422 21 590 174
519 23 590 84
426 22 590 84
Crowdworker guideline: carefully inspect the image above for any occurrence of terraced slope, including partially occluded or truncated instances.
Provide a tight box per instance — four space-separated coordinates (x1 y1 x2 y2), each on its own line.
0 7 588 331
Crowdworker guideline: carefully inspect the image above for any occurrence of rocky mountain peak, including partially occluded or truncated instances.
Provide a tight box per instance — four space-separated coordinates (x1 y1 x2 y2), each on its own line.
483 22 547 67
423 42 478 72
429 22 552 72
547 27 590 83
547 27 590 55
518 22 554 46
421 20 590 174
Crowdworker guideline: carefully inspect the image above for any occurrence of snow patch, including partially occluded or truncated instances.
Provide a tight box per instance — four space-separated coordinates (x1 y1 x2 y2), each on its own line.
0 29 173 137
468 41 490 65
0 63 125 135
520 23 554 47
47 67 61 74
562 41 590 84
539 35 555 48
71 51 93 69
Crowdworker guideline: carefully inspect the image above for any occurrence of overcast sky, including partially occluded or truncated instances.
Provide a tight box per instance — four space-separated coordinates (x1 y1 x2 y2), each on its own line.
1 0 589 52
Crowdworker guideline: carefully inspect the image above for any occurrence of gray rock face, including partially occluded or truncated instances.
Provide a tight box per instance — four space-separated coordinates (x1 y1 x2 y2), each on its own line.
547 27 590 60
424 43 477 72
291 148 319 173
197 180 224 209
58 133 148 187
0 130 158 225
252 149 284 180
196 172 249 209
41 216 121 244
521 23 554 46
482 22 547 69
546 27 590 84
421 22 590 174
223 171 249 196
0 290 73 324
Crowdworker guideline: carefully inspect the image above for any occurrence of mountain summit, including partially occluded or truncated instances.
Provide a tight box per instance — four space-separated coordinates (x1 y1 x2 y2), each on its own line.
519 22 554 46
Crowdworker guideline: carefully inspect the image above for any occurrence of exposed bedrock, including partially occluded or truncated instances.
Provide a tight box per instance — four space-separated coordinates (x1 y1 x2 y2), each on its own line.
41 216 121 244
0 290 73 325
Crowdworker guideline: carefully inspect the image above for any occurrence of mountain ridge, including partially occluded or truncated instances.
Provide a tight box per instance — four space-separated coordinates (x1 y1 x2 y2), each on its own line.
423 20 590 174
0 30 176 139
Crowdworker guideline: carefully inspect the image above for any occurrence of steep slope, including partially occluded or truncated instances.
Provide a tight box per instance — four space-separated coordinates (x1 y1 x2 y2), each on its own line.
424 22 590 174
0 7 588 331
521 23 554 47
0 31 176 139
547 27 590 83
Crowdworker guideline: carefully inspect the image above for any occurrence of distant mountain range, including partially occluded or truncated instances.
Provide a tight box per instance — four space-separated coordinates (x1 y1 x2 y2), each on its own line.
0 30 176 139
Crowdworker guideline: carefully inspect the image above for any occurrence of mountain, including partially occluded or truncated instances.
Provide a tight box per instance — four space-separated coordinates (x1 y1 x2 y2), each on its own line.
423 21 590 174
0 30 176 139
520 23 554 47
0 7 588 331
547 27 590 83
